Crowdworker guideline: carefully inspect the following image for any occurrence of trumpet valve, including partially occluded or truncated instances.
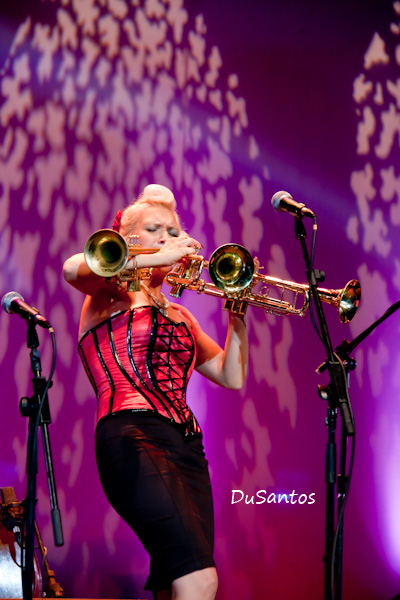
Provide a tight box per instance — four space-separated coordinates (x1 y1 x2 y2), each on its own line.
128 234 140 247
223 297 248 315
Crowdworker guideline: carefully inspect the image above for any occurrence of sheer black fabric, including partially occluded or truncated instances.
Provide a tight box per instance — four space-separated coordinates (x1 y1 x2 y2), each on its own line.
95 411 215 592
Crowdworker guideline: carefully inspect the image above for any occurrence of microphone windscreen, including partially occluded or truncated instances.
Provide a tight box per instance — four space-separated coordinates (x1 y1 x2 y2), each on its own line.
271 191 292 211
1 291 24 314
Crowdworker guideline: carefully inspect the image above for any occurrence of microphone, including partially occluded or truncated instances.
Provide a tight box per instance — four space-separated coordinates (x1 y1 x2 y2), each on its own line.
1 291 52 329
271 191 315 219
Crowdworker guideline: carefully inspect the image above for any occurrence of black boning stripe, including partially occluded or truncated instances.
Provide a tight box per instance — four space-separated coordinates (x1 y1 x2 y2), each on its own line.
105 311 160 413
92 328 115 414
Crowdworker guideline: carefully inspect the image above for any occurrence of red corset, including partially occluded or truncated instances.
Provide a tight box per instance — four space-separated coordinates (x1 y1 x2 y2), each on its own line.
78 306 200 435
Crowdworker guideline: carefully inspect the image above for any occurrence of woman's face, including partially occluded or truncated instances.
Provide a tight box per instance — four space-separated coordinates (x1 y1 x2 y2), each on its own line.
132 205 181 248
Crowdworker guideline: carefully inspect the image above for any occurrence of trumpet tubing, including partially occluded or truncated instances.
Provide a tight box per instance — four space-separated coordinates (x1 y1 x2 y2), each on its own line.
251 272 361 323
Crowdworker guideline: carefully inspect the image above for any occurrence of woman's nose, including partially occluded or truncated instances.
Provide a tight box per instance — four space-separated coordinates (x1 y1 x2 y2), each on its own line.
158 229 168 244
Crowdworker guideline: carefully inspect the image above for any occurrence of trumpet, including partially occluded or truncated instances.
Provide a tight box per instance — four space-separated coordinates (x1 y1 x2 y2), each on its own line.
84 229 200 291
165 244 361 323
84 231 361 323
84 229 159 291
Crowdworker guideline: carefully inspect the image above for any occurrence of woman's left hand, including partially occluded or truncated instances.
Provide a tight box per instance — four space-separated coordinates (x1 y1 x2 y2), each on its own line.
128 234 203 269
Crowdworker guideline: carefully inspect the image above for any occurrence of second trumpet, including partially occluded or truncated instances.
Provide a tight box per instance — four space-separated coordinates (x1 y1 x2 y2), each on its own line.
165 244 361 323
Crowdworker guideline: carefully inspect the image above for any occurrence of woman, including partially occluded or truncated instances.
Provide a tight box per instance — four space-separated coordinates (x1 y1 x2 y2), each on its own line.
63 184 248 600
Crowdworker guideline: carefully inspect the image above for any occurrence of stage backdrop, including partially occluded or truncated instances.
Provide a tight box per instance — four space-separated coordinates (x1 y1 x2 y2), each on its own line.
1 1 399 599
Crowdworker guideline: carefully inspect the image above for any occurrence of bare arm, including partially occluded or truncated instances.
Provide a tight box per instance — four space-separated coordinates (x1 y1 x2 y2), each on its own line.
63 253 107 296
184 308 248 390
62 235 200 296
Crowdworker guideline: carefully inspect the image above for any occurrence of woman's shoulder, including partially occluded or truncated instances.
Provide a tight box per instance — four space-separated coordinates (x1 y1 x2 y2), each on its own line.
78 292 135 338
168 302 201 333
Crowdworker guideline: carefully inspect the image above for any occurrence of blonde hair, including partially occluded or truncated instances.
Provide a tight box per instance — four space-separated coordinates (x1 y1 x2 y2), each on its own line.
114 184 181 238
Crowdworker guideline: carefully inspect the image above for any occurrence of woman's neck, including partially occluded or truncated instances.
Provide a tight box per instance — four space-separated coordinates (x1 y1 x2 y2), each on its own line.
140 281 169 316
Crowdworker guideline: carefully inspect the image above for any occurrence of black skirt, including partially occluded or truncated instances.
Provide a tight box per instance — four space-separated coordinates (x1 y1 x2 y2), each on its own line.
95 411 215 592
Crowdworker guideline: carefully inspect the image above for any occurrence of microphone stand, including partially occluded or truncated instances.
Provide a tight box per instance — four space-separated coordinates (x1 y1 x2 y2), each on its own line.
315 299 400 599
293 217 354 600
21 317 63 600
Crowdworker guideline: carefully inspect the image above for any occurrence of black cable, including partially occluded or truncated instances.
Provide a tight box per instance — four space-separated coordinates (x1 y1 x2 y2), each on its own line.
34 329 57 432
307 215 325 343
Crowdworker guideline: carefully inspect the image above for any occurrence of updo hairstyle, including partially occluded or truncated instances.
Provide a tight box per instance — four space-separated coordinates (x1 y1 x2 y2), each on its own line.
113 184 181 239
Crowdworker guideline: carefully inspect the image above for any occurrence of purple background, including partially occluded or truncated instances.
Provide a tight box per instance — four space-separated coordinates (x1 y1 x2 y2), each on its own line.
1 1 399 599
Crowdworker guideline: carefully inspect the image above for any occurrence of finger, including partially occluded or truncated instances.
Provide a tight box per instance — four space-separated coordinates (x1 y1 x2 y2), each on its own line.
179 235 203 249
188 239 204 249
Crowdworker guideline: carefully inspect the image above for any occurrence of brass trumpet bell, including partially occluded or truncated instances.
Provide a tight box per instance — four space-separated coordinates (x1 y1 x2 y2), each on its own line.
84 229 129 277
84 228 161 290
208 244 254 293
335 279 361 324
